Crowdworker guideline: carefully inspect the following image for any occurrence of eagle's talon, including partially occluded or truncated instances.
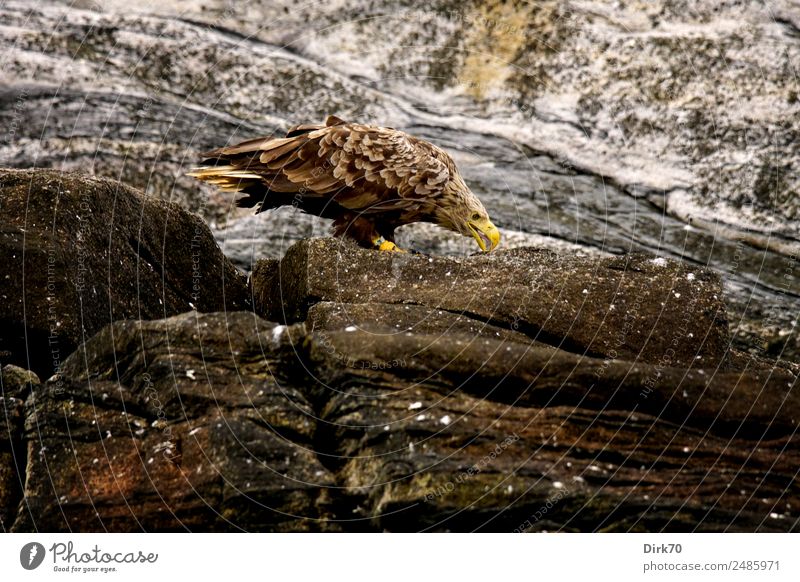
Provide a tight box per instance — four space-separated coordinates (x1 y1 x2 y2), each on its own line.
375 238 405 252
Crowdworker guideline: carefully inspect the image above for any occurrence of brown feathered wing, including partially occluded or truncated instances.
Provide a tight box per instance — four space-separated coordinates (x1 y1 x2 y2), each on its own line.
189 116 452 221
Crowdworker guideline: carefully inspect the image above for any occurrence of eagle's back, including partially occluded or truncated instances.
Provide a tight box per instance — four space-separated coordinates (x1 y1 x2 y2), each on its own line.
189 116 455 218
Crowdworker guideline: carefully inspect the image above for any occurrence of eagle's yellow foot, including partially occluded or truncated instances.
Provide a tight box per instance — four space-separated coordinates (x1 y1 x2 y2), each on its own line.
374 237 406 252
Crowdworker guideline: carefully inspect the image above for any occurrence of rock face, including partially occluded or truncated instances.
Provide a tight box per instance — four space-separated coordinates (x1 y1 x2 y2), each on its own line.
311 330 798 532
0 169 250 380
1 1 797 361
7 238 798 532
2 0 799 531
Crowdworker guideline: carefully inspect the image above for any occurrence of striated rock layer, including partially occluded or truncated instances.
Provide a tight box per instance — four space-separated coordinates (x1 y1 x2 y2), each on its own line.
253 238 731 369
5 233 797 532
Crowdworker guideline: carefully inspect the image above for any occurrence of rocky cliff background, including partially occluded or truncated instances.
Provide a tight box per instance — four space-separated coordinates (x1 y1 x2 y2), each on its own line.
0 0 798 532
2 0 798 356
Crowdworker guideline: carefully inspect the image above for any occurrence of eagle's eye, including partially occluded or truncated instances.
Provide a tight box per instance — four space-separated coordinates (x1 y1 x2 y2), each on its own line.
470 212 482 221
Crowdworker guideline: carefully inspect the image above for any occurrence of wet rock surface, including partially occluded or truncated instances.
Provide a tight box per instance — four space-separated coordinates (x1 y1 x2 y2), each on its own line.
253 238 731 369
6 304 797 532
11 312 336 532
316 355 798 532
0 169 249 380
1 166 796 532
306 301 539 347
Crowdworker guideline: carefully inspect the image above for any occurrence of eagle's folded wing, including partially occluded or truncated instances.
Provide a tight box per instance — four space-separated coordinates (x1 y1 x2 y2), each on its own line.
191 116 451 215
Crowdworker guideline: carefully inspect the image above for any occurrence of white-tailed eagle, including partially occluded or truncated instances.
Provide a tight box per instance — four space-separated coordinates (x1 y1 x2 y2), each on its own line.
189 115 500 252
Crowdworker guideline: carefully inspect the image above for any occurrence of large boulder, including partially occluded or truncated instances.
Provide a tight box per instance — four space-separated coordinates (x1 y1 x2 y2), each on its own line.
312 330 798 531
0 169 250 380
12 312 336 532
253 238 730 369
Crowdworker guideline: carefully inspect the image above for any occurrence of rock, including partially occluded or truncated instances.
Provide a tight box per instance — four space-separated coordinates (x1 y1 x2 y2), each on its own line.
310 328 799 441
0 365 39 530
12 312 336 532
317 365 798 532
306 301 539 347
247 0 800 237
2 2 797 367
309 325 798 532
0 169 250 380
214 209 329 270
0 6 393 220
253 238 730 369
11 307 797 532
2 0 799 533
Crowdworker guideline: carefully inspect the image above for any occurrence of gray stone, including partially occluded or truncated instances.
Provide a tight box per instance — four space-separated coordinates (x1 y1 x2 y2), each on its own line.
1 1 797 361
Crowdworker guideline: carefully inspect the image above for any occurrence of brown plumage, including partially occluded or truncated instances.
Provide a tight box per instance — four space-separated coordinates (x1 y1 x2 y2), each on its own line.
188 115 500 252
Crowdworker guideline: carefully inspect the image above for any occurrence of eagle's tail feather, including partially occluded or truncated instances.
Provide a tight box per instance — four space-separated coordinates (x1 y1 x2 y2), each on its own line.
189 118 348 207
186 165 262 193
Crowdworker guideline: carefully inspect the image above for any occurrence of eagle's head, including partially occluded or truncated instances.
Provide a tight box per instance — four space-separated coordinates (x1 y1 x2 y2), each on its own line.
436 177 501 252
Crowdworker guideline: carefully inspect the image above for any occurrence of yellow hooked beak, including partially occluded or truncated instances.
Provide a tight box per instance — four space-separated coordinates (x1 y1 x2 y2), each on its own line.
467 217 500 252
